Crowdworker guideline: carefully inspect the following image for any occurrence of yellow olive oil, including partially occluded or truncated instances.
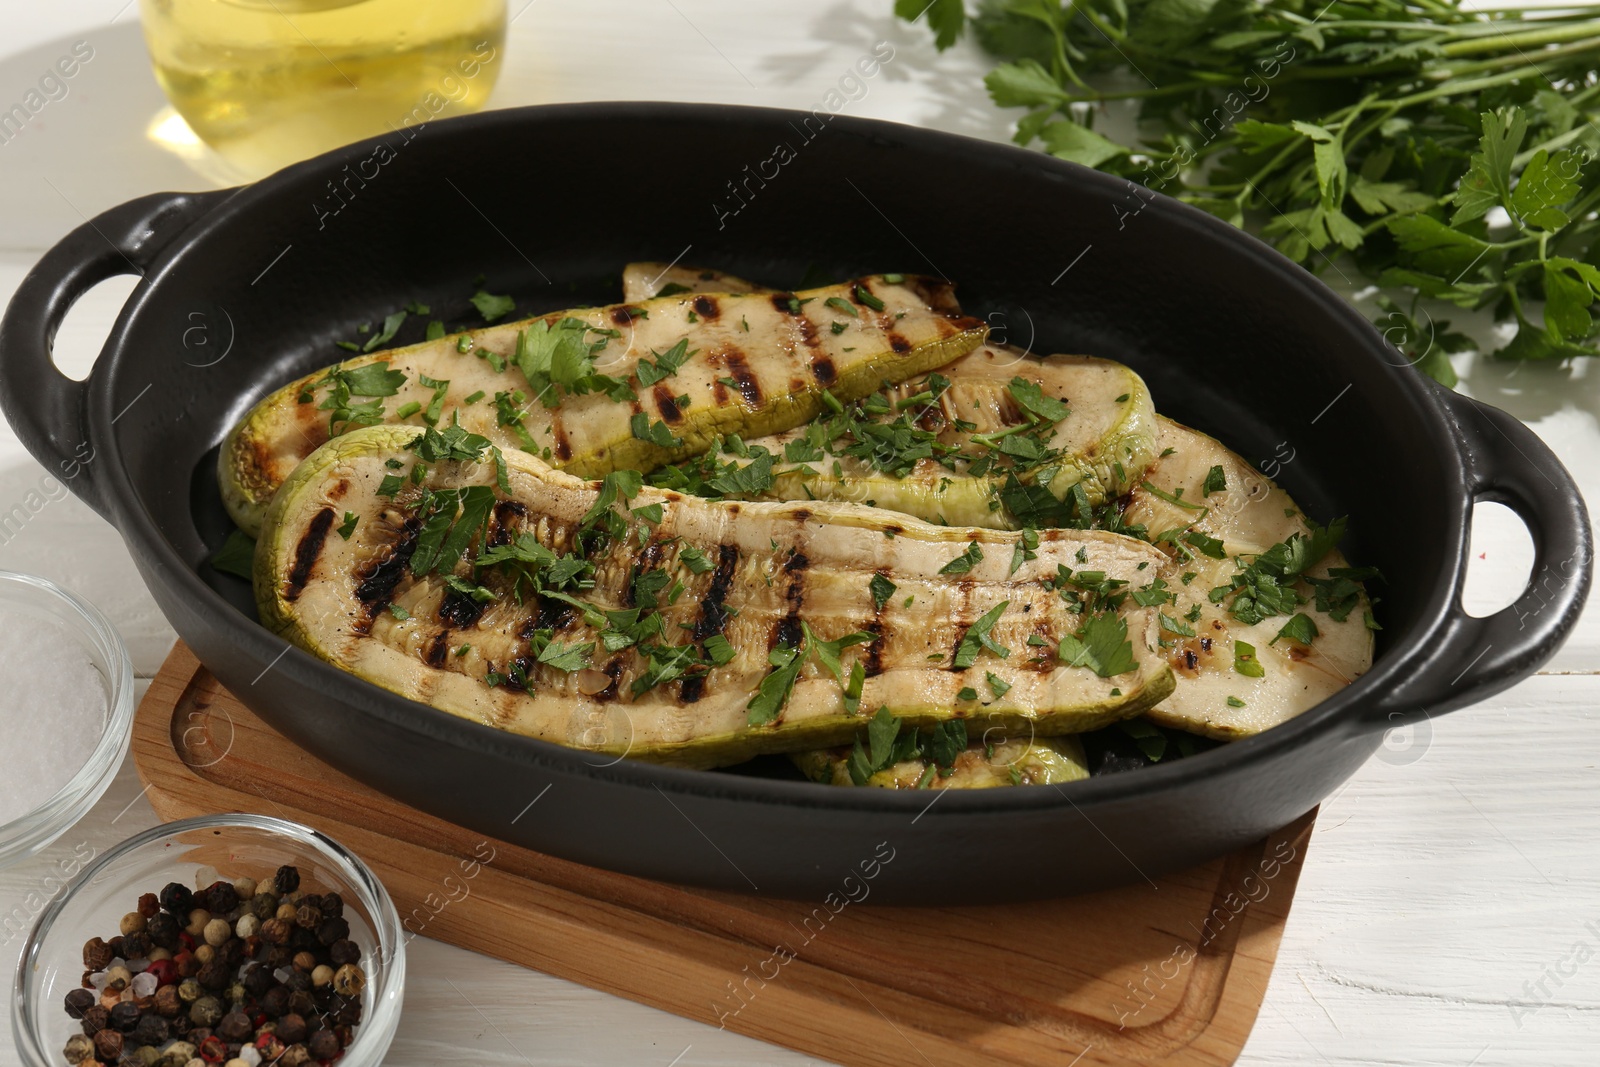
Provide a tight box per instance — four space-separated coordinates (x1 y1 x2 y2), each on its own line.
140 0 505 178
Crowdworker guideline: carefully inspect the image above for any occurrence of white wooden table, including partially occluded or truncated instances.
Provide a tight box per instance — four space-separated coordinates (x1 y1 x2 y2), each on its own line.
0 3 1596 1064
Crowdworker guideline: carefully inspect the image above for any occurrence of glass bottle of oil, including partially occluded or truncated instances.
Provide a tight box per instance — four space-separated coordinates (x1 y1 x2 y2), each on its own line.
140 0 506 180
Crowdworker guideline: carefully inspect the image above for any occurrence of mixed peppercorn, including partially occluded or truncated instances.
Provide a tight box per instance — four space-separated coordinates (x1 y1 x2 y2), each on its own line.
63 865 366 1066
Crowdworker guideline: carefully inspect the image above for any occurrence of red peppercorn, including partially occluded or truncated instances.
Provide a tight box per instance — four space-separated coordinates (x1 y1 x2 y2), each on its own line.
198 1033 227 1062
145 958 178 987
137 892 160 919
177 930 197 952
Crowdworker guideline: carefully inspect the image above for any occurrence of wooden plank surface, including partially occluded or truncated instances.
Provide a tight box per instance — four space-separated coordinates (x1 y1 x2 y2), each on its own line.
135 643 1313 1067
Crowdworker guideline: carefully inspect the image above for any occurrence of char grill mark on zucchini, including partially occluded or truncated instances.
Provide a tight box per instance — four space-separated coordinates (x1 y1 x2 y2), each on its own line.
257 426 1175 769
220 276 987 537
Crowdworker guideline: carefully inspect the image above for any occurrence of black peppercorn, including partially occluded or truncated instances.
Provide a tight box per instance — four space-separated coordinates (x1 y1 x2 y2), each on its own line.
318 893 344 919
79 1005 109 1037
243 964 276 999
272 865 300 895
287 989 315 1017
283 969 311 993
145 913 179 950
106 935 125 958
221 937 246 969
333 995 363 1026
293 903 321 930
63 988 95 1019
170 1014 192 1038
132 1013 169 1047
82 937 114 971
328 939 360 966
197 957 230 991
109 1002 141 1033
276 1013 308 1044
290 926 319 952
308 1028 342 1059
159 882 194 916
267 945 295 970
203 881 239 916
120 931 150 960
216 1010 253 1042
316 916 350 947
261 986 290 1017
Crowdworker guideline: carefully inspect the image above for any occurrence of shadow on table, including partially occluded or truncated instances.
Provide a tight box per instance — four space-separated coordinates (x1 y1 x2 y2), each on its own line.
759 1 1017 146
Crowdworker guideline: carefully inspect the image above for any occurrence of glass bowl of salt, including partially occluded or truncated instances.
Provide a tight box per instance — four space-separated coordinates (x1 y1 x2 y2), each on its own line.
0 571 133 866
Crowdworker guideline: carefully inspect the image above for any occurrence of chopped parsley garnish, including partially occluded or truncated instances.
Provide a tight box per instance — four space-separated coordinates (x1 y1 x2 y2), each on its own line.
631 412 684 449
825 296 858 317
746 624 873 726
309 361 407 434
1212 518 1347 625
953 601 1010 669
1057 612 1137 678
869 573 897 611
336 512 359 540
939 541 984 575
1233 640 1265 677
1009 527 1040 576
208 530 256 580
854 284 886 311
1226 696 1247 708
636 339 693 386
1272 612 1320 646
985 671 1012 698
1202 465 1228 496
470 290 516 322
362 311 406 353
1007 378 1070 423
679 545 714 574
387 604 411 621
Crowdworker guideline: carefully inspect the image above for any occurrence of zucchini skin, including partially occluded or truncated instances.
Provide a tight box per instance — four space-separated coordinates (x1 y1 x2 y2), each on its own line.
257 427 1175 769
222 275 987 537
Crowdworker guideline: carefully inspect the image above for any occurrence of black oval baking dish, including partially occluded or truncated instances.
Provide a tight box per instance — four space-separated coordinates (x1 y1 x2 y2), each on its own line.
1 103 1589 903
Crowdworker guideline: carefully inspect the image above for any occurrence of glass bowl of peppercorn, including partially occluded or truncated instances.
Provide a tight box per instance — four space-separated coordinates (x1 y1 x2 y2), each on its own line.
12 814 405 1067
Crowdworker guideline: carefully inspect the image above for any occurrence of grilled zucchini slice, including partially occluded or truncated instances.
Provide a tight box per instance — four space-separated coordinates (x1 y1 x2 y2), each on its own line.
792 732 1089 789
741 346 1159 527
257 426 1175 769
1126 420 1375 739
221 275 986 537
621 262 755 300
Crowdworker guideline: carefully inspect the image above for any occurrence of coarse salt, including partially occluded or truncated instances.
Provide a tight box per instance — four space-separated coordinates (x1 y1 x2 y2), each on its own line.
0 608 106 824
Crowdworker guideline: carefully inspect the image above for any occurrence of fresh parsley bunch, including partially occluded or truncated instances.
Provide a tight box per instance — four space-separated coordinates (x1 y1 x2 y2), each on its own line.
899 0 1600 382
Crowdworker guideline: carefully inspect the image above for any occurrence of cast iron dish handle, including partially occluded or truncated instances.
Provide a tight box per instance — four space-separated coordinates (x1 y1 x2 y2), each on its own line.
0 190 231 520
1363 390 1592 729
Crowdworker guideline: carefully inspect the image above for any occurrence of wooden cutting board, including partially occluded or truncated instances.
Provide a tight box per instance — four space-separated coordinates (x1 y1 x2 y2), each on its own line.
133 642 1314 1067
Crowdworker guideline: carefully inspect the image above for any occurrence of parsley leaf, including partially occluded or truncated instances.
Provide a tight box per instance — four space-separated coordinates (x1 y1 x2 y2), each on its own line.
471 290 516 322
869 573 896 611
1057 612 1137 678
1233 640 1265 678
939 541 984 575
953 601 1010 669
